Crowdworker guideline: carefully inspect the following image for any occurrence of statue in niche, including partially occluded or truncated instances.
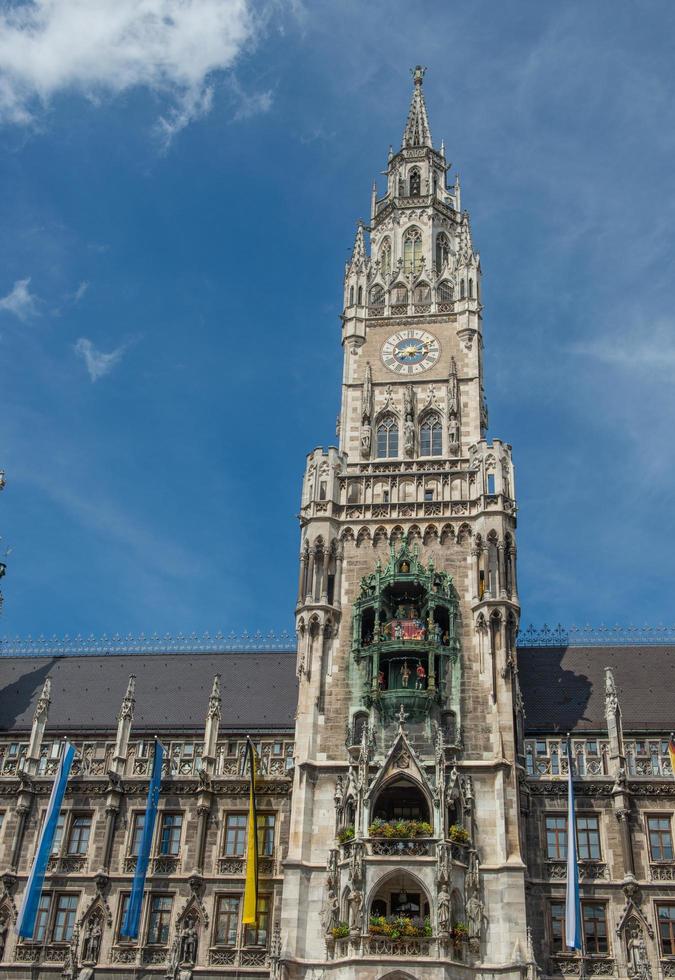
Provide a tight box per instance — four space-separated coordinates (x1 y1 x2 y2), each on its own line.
348 888 363 932
81 918 102 963
322 886 340 933
448 415 460 453
404 416 415 456
466 893 484 942
438 885 451 934
627 927 651 980
179 920 198 964
0 914 8 960
360 423 372 458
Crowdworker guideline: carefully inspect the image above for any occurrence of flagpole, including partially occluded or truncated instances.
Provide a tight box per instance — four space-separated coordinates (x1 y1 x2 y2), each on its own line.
565 735 582 951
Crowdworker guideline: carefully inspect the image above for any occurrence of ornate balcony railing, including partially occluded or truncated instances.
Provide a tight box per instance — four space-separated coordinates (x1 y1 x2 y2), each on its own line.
47 855 87 874
650 864 675 881
367 837 435 857
551 955 615 976
546 861 608 881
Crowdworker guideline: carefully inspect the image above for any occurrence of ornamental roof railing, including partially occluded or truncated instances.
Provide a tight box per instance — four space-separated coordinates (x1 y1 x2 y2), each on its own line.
0 630 296 657
516 623 675 647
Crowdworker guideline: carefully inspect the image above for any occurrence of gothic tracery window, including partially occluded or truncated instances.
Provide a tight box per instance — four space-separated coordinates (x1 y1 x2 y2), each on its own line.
369 284 385 308
391 283 408 306
409 168 421 196
436 233 450 270
438 280 453 303
403 228 423 274
376 415 399 459
420 414 442 456
413 282 431 304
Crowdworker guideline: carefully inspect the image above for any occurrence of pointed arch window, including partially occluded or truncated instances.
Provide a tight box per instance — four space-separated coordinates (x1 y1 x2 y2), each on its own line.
357 285 363 305
438 280 453 304
460 280 465 299
436 233 450 270
468 278 474 298
369 285 385 309
376 415 398 459
413 282 431 304
403 228 423 274
409 168 421 197
380 238 391 277
391 283 408 307
420 414 442 457
349 286 354 305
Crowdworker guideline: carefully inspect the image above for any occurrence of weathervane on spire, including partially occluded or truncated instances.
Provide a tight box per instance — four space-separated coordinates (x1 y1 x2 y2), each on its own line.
411 65 427 86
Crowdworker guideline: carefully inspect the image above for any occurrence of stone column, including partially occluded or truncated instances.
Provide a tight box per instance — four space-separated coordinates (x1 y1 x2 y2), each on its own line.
195 797 212 874
616 807 636 878
297 550 307 605
497 543 507 599
102 799 120 872
471 546 480 602
305 549 315 604
509 546 519 600
10 792 32 872
319 547 328 605
333 548 343 609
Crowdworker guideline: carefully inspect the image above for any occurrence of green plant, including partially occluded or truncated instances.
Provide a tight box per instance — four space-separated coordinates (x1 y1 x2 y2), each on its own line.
337 825 355 844
368 915 427 939
451 922 469 943
448 824 470 844
423 915 433 937
368 818 433 839
331 922 350 939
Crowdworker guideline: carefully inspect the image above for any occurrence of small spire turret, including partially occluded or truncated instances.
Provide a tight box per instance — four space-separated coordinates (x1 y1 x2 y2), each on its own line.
402 65 432 149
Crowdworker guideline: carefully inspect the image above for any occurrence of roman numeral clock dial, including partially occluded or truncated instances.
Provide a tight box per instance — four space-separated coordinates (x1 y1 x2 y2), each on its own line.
380 329 441 374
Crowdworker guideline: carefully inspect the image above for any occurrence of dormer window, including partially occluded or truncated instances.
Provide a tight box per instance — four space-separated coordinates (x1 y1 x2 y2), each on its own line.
409 168 421 196
403 228 423 274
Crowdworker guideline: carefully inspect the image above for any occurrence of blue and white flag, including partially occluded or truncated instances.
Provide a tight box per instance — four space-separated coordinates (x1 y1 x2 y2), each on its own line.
16 741 75 938
565 739 582 949
121 740 164 940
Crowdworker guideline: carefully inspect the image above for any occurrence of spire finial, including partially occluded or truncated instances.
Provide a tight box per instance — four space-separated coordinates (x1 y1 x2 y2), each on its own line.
411 65 427 86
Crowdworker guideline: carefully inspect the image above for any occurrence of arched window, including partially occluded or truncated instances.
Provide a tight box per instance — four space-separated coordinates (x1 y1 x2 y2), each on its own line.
420 414 442 456
438 280 453 304
435 233 450 270
460 279 465 299
369 284 385 308
380 238 391 277
468 278 474 298
376 415 398 458
403 228 423 274
409 168 421 196
413 282 431 304
349 285 354 305
357 285 363 305
390 283 408 306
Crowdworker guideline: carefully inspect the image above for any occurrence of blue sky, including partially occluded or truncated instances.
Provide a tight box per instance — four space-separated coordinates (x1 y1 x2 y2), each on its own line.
1 0 675 639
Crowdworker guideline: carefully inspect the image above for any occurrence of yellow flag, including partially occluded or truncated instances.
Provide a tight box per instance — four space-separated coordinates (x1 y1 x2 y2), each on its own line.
242 739 258 925
668 733 675 779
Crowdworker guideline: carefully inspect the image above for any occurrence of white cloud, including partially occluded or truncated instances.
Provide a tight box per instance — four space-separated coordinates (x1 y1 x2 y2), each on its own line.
0 0 263 135
74 337 128 382
0 277 39 320
73 281 89 303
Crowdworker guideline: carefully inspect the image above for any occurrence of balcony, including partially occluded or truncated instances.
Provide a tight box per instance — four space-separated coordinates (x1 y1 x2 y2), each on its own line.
545 860 608 881
209 948 270 968
551 955 615 976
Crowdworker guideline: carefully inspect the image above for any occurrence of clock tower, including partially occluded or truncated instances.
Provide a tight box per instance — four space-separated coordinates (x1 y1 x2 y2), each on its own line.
280 68 530 980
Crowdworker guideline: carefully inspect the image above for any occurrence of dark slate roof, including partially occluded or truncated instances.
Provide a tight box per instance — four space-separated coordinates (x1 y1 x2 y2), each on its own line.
0 652 298 734
519 645 675 734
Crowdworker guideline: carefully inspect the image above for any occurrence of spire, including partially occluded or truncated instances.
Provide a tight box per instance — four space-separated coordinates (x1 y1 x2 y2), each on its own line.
112 674 136 775
350 220 366 267
26 676 51 772
203 673 222 773
402 66 432 149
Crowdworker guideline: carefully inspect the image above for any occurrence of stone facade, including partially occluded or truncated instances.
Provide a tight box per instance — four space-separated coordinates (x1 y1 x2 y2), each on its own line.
0 68 674 980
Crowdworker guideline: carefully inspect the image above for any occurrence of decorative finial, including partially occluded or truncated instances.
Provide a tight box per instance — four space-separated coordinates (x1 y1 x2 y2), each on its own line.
411 65 427 86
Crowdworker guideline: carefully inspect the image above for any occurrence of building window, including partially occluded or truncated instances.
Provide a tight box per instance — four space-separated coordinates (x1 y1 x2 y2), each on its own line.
487 472 496 494
244 895 270 947
420 415 442 456
130 813 145 856
577 815 601 861
52 894 78 942
658 904 675 955
51 812 66 856
380 239 391 276
214 895 241 946
159 813 183 856
391 283 408 306
409 168 421 196
117 894 131 942
460 280 465 299
436 233 450 269
376 417 398 459
545 815 567 860
582 903 608 955
369 284 385 308
257 814 276 857
67 815 92 855
413 282 431 304
648 815 674 862
549 901 566 952
147 895 172 945
358 285 363 305
403 228 423 274
34 894 52 943
224 814 247 857
438 280 453 303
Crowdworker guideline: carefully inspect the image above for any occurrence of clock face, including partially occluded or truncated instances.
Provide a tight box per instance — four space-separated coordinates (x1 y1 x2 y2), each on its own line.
381 329 441 375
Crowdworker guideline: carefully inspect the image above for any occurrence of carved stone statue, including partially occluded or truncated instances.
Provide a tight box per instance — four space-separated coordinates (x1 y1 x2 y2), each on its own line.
82 918 102 963
466 894 483 941
360 423 372 458
447 357 459 415
0 914 8 960
349 841 364 886
437 841 451 885
322 886 340 933
179 921 198 964
448 416 460 453
348 888 363 932
627 927 651 980
404 417 415 457
438 885 451 934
